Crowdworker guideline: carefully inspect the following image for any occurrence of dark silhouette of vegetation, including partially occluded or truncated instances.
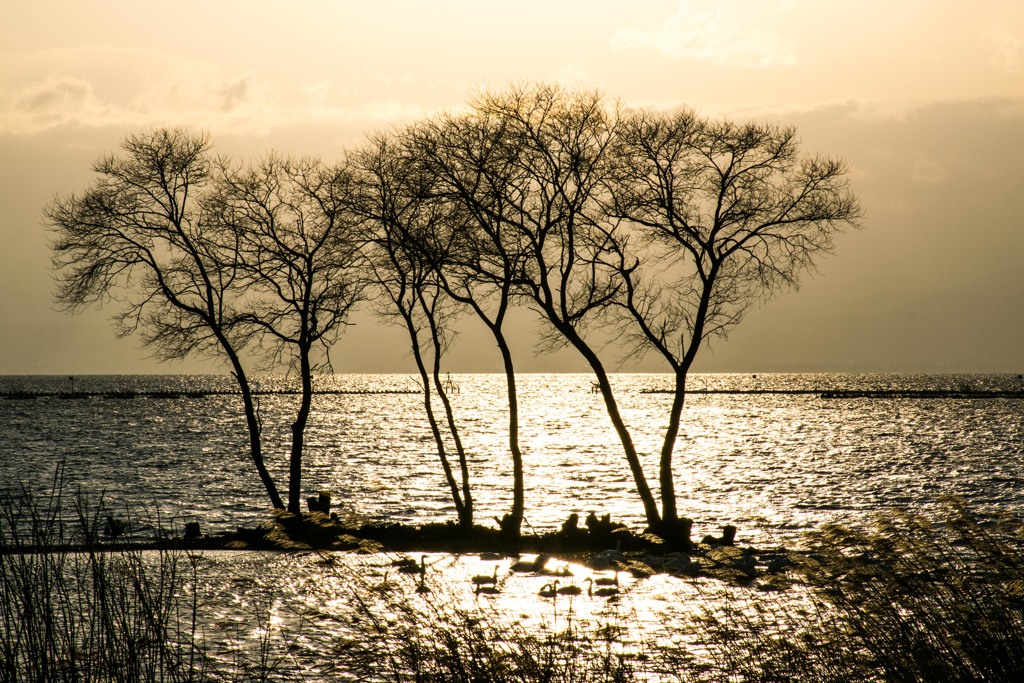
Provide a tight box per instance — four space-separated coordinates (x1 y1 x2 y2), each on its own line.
451 85 668 534
401 110 538 540
46 129 284 509
0 480 210 681
604 105 861 538
363 84 859 543
46 85 859 540
46 130 366 514
201 153 366 512
350 134 476 530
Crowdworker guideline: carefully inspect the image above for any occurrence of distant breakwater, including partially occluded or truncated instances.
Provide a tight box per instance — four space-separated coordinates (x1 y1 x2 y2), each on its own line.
645 389 1024 399
1 389 419 400
6 388 1024 400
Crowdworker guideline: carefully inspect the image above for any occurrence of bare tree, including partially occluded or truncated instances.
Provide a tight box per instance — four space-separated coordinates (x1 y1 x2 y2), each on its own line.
45 129 283 509
201 154 367 513
350 135 475 530
46 130 368 515
405 112 533 539
424 86 860 545
446 85 667 530
603 108 862 538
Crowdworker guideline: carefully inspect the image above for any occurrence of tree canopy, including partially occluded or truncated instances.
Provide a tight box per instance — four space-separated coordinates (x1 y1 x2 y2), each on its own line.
47 86 860 543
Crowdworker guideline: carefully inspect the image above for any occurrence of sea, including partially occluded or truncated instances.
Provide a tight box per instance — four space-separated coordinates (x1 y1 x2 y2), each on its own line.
2 372 1022 544
1 372 1022 678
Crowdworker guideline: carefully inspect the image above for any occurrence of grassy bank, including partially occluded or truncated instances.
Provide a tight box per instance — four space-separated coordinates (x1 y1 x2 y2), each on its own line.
2 480 1022 681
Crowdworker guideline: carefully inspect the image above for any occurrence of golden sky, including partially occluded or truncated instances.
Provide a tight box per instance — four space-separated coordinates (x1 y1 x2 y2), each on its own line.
2 1 1023 373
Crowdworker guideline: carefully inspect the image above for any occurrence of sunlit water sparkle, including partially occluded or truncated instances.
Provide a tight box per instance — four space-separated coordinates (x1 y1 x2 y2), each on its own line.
3 373 1021 542
2 373 1022 678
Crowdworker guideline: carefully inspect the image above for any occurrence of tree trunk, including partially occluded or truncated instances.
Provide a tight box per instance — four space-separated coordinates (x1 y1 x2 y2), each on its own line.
655 267 715 538
494 328 524 539
423 300 473 531
402 310 467 525
560 325 662 529
657 369 688 524
226 346 284 510
430 371 473 530
287 345 314 514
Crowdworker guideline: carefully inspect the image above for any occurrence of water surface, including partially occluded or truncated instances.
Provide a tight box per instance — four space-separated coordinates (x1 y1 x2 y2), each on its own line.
2 373 1020 545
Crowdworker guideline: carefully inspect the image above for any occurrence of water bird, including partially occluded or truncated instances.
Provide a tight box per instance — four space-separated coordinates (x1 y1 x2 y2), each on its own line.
556 582 583 596
475 583 501 596
585 577 620 598
372 574 401 594
594 571 619 587
511 553 550 573
538 581 559 598
587 543 625 570
397 555 427 575
103 514 125 538
472 566 499 586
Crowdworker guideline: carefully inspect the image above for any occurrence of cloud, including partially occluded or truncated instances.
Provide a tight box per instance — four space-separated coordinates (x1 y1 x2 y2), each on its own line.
611 0 798 67
0 47 428 138
219 76 251 112
984 27 1024 73
1 77 111 133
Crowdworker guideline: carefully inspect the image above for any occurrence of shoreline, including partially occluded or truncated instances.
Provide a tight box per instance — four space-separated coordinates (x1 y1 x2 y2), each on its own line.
0 510 793 588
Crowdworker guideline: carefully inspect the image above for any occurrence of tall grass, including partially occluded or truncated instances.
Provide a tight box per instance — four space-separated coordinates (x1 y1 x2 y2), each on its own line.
0 482 205 682
677 500 1024 682
3 472 1021 682
333 585 634 682
792 500 1024 682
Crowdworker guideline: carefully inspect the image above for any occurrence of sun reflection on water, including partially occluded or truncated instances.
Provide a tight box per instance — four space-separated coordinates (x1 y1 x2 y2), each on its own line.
2 372 1022 546
187 549 790 680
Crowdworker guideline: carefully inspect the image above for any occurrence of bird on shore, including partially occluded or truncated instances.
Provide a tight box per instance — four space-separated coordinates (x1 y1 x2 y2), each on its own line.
104 514 125 538
472 566 499 586
475 583 501 596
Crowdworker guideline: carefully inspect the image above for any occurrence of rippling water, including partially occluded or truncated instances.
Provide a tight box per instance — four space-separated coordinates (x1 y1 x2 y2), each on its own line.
2 372 1022 544
3 373 1022 679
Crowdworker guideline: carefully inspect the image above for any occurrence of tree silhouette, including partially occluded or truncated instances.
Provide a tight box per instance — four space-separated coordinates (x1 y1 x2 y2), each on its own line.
47 130 367 513
403 111 533 538
604 108 861 534
202 153 366 513
408 85 861 543
350 134 475 529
